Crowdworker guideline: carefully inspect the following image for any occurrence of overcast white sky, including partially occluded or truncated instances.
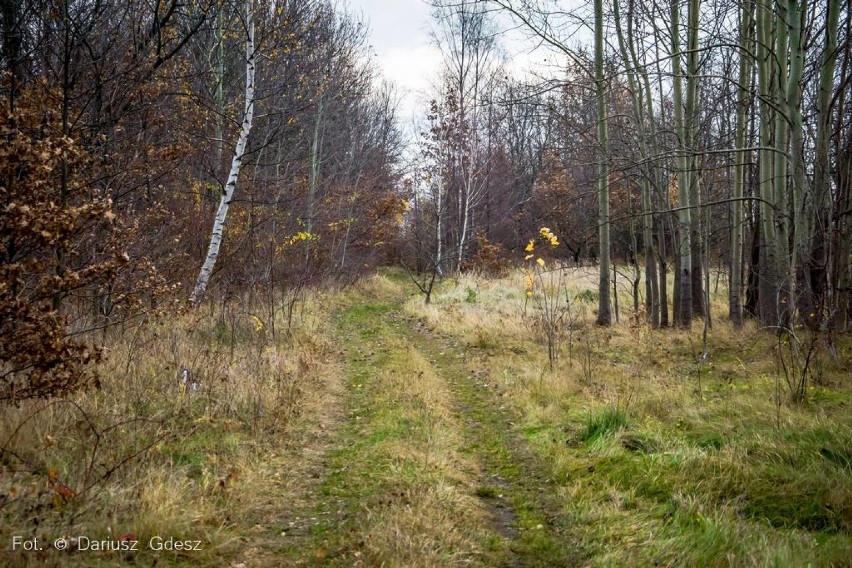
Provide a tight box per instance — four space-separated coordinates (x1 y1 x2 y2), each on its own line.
343 0 442 133
342 0 589 144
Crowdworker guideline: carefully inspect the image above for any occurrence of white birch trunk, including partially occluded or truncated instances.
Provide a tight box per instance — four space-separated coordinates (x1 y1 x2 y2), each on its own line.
456 157 465 271
788 0 807 323
730 0 754 328
190 0 255 307
307 93 324 236
773 1 791 325
213 8 225 172
686 0 703 319
436 176 444 275
613 0 659 327
756 0 779 326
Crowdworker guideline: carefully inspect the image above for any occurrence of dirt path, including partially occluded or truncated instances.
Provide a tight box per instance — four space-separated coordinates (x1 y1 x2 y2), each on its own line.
406 316 587 567
273 281 587 567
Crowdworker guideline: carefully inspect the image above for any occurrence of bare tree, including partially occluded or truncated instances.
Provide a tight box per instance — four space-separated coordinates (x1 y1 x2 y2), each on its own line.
431 0 499 272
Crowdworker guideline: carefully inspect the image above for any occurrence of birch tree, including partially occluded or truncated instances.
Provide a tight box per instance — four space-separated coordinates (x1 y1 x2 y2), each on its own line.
788 0 808 324
806 0 842 327
685 0 703 320
754 0 777 327
190 0 255 307
613 0 660 327
432 0 498 272
772 0 791 326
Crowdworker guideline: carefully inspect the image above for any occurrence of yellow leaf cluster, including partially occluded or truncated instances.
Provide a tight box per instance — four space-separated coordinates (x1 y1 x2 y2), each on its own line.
524 273 534 297
539 227 559 246
286 231 318 245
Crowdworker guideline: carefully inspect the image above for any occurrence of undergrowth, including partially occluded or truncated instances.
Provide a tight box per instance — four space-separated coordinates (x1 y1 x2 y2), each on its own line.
0 291 338 567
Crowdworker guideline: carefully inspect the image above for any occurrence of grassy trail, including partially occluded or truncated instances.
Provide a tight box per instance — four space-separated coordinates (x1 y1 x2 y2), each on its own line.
269 272 852 567
2 271 848 567
3 271 848 567
280 278 582 567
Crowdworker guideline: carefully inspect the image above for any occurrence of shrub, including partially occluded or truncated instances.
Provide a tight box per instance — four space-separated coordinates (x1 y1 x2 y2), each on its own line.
466 232 511 276
0 96 125 403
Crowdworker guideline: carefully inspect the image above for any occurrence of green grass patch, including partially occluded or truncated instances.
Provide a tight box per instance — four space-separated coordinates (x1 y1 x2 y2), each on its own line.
580 407 630 442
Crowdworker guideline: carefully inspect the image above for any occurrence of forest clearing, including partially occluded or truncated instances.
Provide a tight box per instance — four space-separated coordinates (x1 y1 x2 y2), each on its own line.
2 269 851 566
3 0 852 565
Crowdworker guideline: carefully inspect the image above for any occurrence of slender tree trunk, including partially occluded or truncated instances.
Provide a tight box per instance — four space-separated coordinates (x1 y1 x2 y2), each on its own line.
833 7 852 331
730 0 753 328
672 0 692 327
191 0 255 307
615 0 659 327
595 0 611 326
613 263 620 323
704 202 712 329
214 5 225 173
459 175 472 270
756 0 779 327
658 197 670 327
835 139 852 330
773 0 791 326
651 35 670 327
686 0 703 319
436 177 444 275
305 90 325 264
787 0 810 326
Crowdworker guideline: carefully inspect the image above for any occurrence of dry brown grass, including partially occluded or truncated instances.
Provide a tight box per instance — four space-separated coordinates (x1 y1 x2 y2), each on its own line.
3 267 848 566
360 481 488 567
403 267 852 566
0 291 343 567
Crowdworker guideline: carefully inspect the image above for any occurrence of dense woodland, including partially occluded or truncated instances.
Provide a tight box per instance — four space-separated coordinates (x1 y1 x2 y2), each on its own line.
2 0 406 401
1 0 850 400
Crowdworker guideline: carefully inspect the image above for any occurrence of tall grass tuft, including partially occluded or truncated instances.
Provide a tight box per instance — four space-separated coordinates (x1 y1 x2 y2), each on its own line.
580 406 630 442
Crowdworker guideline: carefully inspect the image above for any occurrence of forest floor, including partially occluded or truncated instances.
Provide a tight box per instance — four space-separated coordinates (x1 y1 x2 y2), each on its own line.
2 269 851 566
